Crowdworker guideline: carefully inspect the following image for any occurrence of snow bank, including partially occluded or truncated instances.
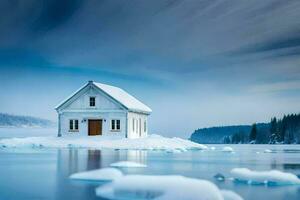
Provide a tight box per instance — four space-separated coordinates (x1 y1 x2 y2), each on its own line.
0 134 207 151
70 168 123 181
96 175 243 200
231 168 300 186
222 146 234 152
110 161 147 168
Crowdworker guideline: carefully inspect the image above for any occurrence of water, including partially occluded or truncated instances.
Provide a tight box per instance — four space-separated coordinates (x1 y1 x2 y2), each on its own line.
1 145 300 200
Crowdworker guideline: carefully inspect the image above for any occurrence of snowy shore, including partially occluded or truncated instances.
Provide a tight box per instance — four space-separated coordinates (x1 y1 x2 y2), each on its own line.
0 134 207 151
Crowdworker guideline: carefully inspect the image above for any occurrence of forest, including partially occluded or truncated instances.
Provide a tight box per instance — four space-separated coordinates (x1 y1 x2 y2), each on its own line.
0 113 53 128
190 113 300 144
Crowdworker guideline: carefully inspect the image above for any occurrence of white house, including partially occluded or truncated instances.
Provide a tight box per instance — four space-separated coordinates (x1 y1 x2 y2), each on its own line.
55 81 152 138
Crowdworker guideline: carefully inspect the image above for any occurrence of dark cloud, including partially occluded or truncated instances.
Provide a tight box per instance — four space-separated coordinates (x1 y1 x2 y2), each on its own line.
31 0 83 32
1 0 300 85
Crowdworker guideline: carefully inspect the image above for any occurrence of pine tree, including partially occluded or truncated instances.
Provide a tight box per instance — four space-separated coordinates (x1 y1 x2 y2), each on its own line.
249 123 257 143
269 117 278 144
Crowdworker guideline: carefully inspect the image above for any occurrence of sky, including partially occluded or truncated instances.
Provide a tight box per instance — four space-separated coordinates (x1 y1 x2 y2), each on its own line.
0 0 300 138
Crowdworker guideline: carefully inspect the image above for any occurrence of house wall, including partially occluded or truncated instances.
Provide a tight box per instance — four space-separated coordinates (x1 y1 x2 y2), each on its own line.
57 83 150 138
59 111 127 137
63 86 122 111
58 85 128 137
127 112 148 139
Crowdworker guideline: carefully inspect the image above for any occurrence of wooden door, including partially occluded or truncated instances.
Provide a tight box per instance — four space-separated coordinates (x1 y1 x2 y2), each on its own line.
88 120 102 136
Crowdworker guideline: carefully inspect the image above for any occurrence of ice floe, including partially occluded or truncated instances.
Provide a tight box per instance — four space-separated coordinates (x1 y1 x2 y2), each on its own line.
220 190 243 200
264 149 273 153
110 161 147 168
69 168 123 182
214 173 225 182
0 134 207 151
96 175 243 200
222 146 234 152
231 168 300 186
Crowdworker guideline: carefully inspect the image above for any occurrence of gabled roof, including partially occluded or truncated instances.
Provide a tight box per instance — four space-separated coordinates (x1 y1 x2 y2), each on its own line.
55 81 152 114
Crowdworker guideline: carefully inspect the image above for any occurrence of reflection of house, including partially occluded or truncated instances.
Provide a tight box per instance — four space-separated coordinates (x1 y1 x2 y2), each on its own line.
55 81 152 138
54 149 148 199
55 149 104 200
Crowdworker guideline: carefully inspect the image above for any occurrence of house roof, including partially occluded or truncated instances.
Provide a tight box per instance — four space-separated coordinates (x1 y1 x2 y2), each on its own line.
55 81 152 114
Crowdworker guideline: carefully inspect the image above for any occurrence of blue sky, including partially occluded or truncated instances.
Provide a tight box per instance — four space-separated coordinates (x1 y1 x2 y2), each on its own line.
1 0 300 137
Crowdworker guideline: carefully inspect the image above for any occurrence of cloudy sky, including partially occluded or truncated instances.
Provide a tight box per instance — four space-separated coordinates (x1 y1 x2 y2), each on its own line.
0 0 300 137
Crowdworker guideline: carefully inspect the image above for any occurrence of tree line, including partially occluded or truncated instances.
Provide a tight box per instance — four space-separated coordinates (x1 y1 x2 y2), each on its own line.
223 113 300 144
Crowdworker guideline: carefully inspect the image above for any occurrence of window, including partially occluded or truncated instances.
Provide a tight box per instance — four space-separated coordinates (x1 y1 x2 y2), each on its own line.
90 97 95 107
117 120 120 130
132 118 135 132
111 119 121 131
144 120 147 132
69 119 79 131
139 118 141 136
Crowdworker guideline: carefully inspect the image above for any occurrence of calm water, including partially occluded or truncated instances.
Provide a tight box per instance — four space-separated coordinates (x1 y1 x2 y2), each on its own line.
1 145 300 200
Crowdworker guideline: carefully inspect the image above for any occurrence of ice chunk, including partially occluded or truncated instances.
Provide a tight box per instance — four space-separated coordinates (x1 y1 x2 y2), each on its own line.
0 134 207 151
210 146 216 150
221 190 243 200
222 146 234 152
110 161 147 168
214 173 225 182
231 168 300 186
264 149 273 153
69 168 123 182
96 175 243 200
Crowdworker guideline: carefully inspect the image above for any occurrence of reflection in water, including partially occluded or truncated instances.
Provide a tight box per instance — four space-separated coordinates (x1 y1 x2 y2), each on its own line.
55 149 103 200
87 150 101 170
54 149 148 199
283 164 300 170
126 150 147 165
283 149 300 153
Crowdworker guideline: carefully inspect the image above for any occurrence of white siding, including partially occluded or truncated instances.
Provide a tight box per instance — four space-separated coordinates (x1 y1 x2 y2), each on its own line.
57 83 150 138
63 86 122 111
127 112 148 139
60 111 127 137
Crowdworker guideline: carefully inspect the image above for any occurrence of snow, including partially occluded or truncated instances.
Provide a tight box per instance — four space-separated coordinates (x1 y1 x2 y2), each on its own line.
93 82 152 114
221 190 243 200
222 146 234 152
110 161 147 168
96 175 243 200
70 168 123 181
231 168 300 186
264 149 273 153
0 134 207 151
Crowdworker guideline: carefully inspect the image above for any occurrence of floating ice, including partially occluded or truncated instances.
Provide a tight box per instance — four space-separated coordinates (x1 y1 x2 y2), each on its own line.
69 168 123 182
0 134 207 151
231 168 300 186
210 146 216 150
221 190 243 200
222 146 234 152
96 175 243 200
264 149 273 153
214 173 225 182
110 161 147 168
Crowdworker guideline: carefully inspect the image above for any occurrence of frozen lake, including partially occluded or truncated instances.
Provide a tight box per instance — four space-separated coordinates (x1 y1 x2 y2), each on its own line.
0 129 300 200
1 145 300 199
